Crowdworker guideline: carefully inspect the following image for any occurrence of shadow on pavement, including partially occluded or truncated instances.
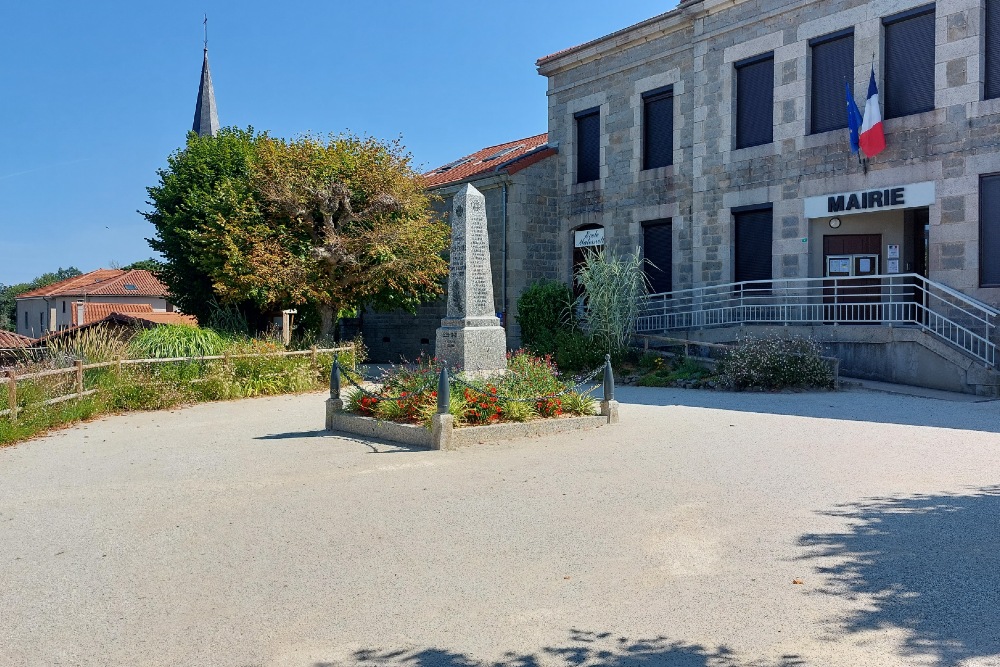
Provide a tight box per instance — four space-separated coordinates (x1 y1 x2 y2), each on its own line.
315 630 806 666
614 385 1000 434
255 430 428 454
798 486 1000 666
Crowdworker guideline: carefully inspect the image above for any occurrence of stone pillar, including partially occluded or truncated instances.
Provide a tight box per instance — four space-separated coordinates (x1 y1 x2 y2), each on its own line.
435 184 507 374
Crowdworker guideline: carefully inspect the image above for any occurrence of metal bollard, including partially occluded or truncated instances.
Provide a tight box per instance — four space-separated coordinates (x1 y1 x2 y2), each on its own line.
437 367 450 414
603 353 615 402
330 358 341 399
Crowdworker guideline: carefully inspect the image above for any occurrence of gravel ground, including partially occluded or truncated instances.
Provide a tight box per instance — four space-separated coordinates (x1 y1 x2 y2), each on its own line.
1 386 999 667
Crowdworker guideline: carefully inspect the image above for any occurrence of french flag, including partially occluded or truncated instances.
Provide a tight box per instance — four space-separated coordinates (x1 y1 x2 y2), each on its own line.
859 66 886 157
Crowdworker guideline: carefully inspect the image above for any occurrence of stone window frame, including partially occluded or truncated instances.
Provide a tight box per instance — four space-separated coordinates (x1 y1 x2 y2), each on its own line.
564 92 609 194
630 69 684 182
723 32 784 159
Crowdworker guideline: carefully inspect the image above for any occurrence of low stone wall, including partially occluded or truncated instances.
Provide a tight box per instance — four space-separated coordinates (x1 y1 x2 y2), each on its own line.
325 398 618 450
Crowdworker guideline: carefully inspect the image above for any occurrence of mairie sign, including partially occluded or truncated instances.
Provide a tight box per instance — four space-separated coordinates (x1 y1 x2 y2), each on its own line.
804 181 935 218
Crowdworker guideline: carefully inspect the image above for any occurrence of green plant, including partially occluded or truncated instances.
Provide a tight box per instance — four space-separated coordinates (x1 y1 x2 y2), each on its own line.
717 335 834 391
562 391 597 416
46 324 132 364
553 329 605 373
499 401 537 422
573 247 650 353
129 325 226 359
516 280 575 355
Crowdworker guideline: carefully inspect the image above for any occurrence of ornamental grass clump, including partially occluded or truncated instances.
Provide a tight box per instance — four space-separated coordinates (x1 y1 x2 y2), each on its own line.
717 335 834 391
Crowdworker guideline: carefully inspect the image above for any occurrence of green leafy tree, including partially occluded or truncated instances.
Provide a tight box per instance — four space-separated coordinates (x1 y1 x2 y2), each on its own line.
118 258 164 272
144 129 449 337
0 267 82 331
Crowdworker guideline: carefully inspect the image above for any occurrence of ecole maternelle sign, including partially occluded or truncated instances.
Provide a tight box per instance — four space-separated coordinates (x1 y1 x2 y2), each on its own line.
804 181 936 219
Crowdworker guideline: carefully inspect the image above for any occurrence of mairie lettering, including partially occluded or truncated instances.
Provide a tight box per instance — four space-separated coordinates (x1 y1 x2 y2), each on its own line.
828 187 904 213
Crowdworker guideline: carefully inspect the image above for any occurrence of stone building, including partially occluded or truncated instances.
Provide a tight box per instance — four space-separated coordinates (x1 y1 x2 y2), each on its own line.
361 135 558 361
531 0 1000 393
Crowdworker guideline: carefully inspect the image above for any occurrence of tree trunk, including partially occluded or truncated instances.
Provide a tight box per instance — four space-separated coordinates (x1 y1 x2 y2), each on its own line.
319 303 336 340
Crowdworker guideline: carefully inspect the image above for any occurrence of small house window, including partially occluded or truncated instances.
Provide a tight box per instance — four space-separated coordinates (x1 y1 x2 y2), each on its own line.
575 107 601 183
987 0 1000 100
735 53 775 149
981 173 1000 286
643 87 674 170
884 5 936 118
810 29 855 134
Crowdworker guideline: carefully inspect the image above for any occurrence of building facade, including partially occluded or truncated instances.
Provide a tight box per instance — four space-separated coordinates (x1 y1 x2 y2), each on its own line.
536 0 1000 305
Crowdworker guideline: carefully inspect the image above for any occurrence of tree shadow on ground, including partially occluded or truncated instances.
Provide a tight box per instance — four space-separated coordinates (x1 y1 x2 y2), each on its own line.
613 385 1000 434
315 629 805 666
254 430 427 454
798 486 1000 666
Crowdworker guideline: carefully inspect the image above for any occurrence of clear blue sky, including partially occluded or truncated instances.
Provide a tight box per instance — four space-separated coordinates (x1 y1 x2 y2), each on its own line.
0 1 676 285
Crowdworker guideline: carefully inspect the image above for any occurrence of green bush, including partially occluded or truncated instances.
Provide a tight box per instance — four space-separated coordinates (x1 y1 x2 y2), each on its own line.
516 280 574 355
717 335 834 391
129 325 227 359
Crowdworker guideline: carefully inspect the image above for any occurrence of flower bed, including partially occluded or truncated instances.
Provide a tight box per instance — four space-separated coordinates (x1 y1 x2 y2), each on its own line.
342 351 599 428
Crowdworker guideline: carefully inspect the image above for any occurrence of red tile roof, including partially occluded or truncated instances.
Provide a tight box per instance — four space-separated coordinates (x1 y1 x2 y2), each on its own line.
17 269 169 299
422 134 552 188
109 312 198 327
0 331 34 349
71 303 155 327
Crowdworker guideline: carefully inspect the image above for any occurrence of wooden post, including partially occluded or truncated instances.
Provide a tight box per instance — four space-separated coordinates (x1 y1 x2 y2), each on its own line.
7 370 17 423
116 356 122 376
310 345 318 380
75 359 84 398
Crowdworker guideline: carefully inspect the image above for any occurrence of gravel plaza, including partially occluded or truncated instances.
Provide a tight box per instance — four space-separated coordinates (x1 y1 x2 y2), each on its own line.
1 386 999 666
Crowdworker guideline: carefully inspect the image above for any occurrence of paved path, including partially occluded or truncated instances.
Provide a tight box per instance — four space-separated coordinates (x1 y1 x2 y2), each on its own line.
1 387 999 667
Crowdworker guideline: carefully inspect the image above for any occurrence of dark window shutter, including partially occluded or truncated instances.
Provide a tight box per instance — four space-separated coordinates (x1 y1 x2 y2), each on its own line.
811 31 855 134
643 89 674 170
981 174 1000 286
736 54 774 149
643 220 673 294
884 7 936 118
988 0 1000 100
576 109 600 183
734 207 774 283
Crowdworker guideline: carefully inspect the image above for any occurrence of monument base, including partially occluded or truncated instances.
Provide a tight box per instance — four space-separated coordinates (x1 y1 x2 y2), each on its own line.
435 320 507 375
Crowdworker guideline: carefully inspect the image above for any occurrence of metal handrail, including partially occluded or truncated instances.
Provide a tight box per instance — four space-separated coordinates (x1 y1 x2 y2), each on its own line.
637 273 997 368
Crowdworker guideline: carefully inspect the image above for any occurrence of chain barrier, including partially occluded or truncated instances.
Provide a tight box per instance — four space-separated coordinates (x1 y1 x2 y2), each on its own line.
449 363 604 404
338 366 436 402
336 361 606 405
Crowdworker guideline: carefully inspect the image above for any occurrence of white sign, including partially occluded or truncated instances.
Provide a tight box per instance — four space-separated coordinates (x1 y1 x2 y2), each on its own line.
804 181 936 218
887 244 900 259
887 259 900 274
574 228 605 248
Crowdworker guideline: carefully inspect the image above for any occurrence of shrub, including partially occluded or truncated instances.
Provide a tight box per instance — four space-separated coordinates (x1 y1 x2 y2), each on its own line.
553 330 605 374
561 390 597 416
516 280 575 355
46 324 132 364
573 247 650 353
717 335 834 391
129 325 226 358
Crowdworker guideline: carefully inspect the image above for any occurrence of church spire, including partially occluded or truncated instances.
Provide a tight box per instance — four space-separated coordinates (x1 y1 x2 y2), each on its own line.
192 16 220 137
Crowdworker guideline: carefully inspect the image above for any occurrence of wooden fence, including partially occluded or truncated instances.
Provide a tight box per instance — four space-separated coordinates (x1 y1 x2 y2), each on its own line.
1 345 353 422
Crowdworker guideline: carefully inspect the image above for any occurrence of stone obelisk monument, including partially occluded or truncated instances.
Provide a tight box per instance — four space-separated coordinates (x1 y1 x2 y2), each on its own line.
435 184 507 374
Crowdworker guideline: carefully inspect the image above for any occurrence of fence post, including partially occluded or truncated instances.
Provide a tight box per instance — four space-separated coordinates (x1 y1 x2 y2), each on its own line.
7 370 17 423
116 356 122 376
600 354 619 424
330 358 341 399
310 345 318 379
75 360 84 398
437 367 450 414
603 354 615 402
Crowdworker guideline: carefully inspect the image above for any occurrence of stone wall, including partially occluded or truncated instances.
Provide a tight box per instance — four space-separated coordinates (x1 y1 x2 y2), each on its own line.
539 0 1000 307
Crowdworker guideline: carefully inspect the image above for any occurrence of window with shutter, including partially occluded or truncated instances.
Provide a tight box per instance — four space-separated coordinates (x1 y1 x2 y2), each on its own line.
734 205 774 285
810 29 855 134
988 0 1000 100
643 87 673 170
884 5 936 119
642 220 673 294
576 108 600 183
981 174 1000 286
735 54 774 149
